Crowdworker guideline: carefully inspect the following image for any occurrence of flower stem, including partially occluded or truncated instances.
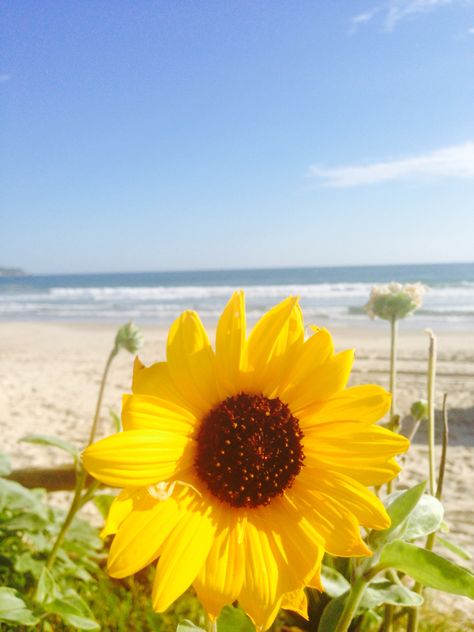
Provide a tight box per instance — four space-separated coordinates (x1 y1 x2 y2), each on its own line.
436 394 449 501
389 316 398 422
426 330 437 495
88 347 118 446
334 564 386 632
45 345 118 570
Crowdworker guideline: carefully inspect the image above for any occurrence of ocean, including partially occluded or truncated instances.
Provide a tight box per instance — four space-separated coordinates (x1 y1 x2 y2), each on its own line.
1 263 474 329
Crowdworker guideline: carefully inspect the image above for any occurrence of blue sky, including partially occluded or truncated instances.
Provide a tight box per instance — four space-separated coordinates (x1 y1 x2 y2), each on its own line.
1 0 474 274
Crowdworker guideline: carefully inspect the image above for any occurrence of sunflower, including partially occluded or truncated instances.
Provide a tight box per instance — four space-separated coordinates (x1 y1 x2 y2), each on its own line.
83 292 409 629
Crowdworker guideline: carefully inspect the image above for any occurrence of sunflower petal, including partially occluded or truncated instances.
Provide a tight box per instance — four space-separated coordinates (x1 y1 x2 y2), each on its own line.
284 349 355 413
193 513 245 619
82 429 192 488
152 496 217 611
167 311 220 413
215 291 247 395
299 384 391 429
122 393 196 434
280 327 334 389
238 518 282 629
299 468 390 529
281 588 309 620
132 358 196 413
289 482 371 558
108 490 186 578
246 297 304 394
100 488 140 538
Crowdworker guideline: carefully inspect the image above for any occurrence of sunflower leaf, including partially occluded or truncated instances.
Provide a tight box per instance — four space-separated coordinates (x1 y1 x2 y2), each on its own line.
177 621 206 632
321 565 351 598
360 580 423 608
217 605 255 632
0 588 39 626
318 593 347 632
20 434 79 460
403 494 444 541
0 452 12 476
369 481 426 548
380 540 474 598
437 536 472 561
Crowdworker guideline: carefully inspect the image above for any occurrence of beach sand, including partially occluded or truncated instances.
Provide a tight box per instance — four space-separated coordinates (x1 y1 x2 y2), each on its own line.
1 322 473 623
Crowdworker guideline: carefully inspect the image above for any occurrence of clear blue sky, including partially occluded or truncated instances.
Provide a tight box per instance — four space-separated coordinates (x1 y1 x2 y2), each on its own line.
2 1 474 274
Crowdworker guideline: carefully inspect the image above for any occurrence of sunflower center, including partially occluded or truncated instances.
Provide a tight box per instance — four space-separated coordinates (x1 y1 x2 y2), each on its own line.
194 392 305 508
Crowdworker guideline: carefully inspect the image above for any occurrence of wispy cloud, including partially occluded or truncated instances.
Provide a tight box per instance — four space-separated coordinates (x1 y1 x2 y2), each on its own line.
309 142 474 188
0 73 11 83
468 26 474 33
350 0 469 32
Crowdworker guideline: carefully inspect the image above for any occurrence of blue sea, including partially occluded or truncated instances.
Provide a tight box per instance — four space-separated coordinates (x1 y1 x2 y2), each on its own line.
1 263 474 329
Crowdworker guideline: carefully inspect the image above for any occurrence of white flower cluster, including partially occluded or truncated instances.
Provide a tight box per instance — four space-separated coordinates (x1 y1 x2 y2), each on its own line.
365 282 427 321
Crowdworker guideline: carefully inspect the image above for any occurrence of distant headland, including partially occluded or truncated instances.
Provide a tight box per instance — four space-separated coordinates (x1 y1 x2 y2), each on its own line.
0 267 25 277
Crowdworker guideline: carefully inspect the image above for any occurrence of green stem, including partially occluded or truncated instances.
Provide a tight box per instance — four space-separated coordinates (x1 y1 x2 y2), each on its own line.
335 564 386 632
436 394 449 502
45 345 118 570
386 317 398 497
389 316 398 422
426 329 437 495
88 347 118 446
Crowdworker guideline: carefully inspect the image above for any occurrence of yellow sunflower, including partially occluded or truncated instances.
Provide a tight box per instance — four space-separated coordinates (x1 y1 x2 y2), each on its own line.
83 292 409 629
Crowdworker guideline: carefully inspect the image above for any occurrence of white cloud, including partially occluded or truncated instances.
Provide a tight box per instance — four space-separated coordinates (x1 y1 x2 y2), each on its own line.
309 142 474 188
350 0 470 31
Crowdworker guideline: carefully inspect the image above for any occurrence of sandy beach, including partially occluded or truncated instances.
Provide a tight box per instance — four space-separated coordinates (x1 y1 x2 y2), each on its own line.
1 321 473 621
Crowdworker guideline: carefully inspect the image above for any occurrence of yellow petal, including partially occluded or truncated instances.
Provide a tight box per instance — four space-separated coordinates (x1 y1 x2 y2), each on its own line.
298 468 390 530
215 291 247 395
167 311 220 414
245 297 304 394
304 424 410 459
259 497 324 593
283 349 354 414
132 357 196 413
288 482 371 558
193 513 245 619
122 393 196 434
82 429 193 488
108 489 187 578
279 327 334 390
281 588 309 620
299 385 391 429
237 518 282 630
152 496 217 612
100 487 140 538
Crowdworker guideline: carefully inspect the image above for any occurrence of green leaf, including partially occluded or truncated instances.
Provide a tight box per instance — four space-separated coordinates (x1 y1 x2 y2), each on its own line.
0 452 12 476
177 621 206 632
0 587 39 626
14 552 44 578
318 594 347 632
361 580 423 608
369 482 426 548
437 536 472 561
35 567 60 604
109 408 122 433
45 593 100 630
217 605 255 632
20 434 79 460
0 478 48 519
403 494 444 541
93 493 116 519
380 540 474 598
321 565 351 598
2 512 47 531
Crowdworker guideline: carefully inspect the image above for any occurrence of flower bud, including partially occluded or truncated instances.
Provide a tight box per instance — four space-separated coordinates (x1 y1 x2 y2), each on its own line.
410 399 428 421
364 282 427 321
114 321 144 354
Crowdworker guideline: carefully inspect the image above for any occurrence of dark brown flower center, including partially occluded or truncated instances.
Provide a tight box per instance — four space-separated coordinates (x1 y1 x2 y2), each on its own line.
194 392 304 508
